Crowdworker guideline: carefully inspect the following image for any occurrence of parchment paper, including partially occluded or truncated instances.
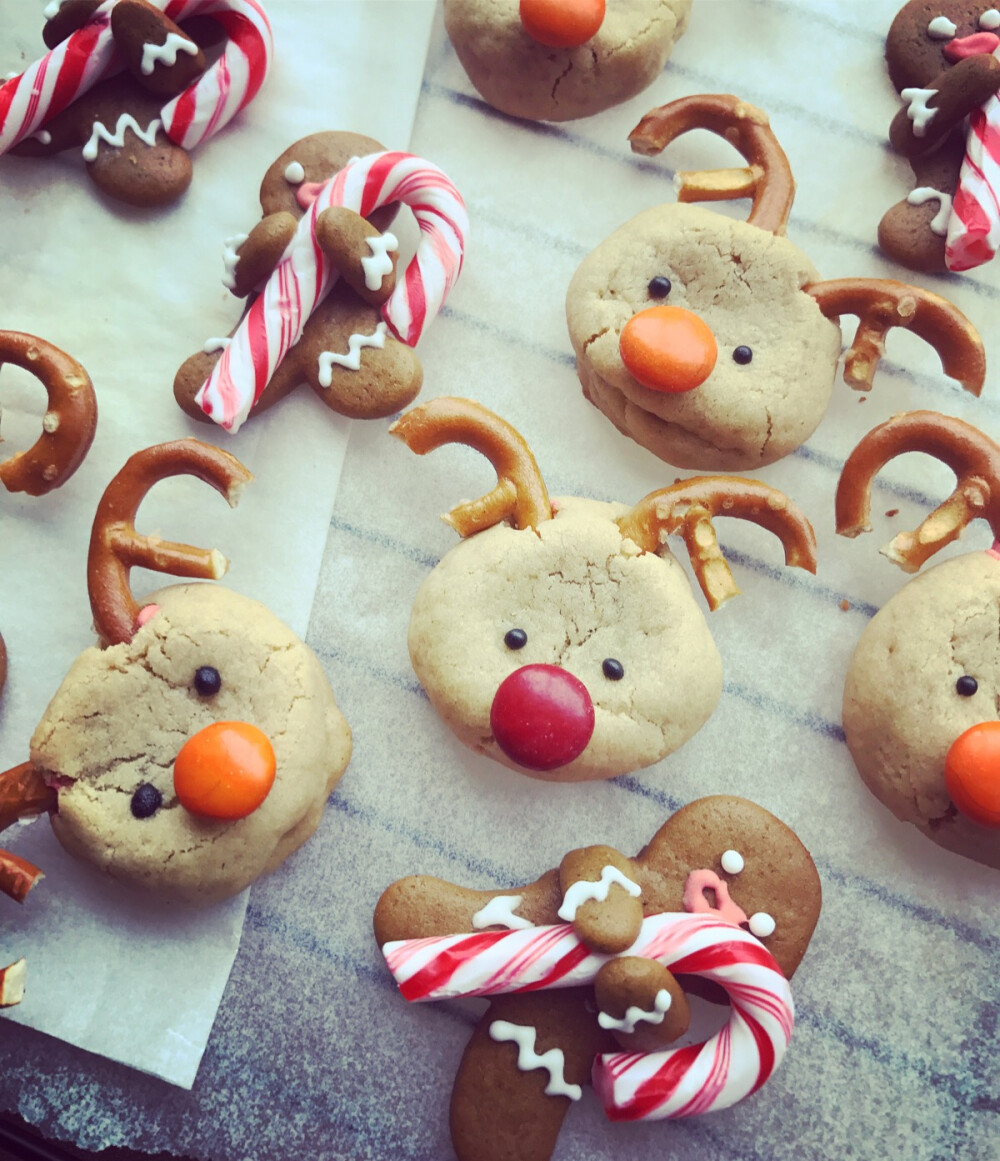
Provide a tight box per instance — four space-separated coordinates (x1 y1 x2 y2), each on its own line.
1 1 999 1159
0 0 434 1088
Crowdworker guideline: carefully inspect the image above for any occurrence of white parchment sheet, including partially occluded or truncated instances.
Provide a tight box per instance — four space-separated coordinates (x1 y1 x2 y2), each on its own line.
0 0 434 1087
1 1 999 1159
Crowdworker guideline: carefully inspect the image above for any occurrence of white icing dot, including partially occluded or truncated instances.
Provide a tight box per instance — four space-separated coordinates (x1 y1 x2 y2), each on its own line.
720 849 744 875
749 912 776 938
284 160 305 184
927 15 957 38
980 10 1000 31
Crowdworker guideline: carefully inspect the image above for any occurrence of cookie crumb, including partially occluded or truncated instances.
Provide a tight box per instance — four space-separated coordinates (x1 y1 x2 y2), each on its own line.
839 598 850 611
885 508 899 518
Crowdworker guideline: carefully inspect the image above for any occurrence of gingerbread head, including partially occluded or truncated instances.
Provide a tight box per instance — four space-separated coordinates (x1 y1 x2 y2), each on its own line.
443 0 691 122
374 795 822 1161
393 397 818 782
566 94 986 472
0 438 351 928
880 1 1000 271
838 411 1000 870
2 0 273 208
173 133 468 433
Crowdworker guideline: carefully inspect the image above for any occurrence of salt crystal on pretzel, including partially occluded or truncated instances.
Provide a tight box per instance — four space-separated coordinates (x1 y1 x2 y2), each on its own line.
0 0 272 159
195 150 468 432
382 910 793 1122
945 47 1000 271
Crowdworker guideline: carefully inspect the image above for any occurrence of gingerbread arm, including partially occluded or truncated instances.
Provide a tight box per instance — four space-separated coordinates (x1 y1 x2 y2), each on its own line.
558 846 643 954
890 56 1000 157
314 206 398 306
228 214 298 299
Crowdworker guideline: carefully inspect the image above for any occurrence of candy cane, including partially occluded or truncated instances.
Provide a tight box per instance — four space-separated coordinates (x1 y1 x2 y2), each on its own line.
0 0 272 158
195 151 468 432
945 45 1000 271
382 911 793 1122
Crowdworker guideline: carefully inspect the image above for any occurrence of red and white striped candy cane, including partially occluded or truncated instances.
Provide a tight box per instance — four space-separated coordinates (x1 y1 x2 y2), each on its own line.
382 911 793 1121
0 0 272 158
195 151 468 432
945 47 1000 271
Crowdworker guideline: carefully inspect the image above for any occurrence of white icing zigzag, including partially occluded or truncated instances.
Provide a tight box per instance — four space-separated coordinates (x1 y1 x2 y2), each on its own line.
598 988 673 1034
489 1021 582 1100
557 865 642 922
907 187 953 236
317 322 388 382
472 895 533 931
361 232 399 291
82 115 162 161
203 337 232 354
141 33 199 76
221 233 249 291
900 87 938 138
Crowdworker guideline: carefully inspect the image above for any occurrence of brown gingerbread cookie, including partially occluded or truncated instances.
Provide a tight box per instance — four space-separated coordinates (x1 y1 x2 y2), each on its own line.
174 132 469 429
880 1 1000 271
837 411 1000 869
1 0 273 208
566 93 987 472
374 795 822 1161
395 398 819 783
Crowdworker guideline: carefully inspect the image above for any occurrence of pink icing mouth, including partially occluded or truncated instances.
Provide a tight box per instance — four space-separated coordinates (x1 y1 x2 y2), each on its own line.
944 31 1000 60
682 869 749 927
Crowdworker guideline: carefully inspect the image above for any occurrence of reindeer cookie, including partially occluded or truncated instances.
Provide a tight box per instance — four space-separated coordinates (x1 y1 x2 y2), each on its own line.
393 397 817 782
566 94 986 472
0 439 352 914
0 330 98 697
443 0 691 122
175 138 468 433
375 795 822 1161
838 412 1000 870
880 1 1000 272
1 0 273 207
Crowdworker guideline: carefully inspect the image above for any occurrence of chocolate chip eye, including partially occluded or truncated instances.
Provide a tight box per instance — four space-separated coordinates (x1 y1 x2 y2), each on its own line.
130 783 163 819
733 345 753 365
602 658 624 680
956 675 978 697
647 276 672 299
504 628 527 650
193 666 222 696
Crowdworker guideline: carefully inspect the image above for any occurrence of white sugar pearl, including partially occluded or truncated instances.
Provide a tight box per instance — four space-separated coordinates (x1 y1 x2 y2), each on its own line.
720 849 744 875
749 912 776 938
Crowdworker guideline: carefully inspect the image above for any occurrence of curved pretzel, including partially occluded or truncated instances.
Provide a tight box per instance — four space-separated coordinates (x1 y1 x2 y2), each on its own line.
804 279 985 395
836 411 1000 573
628 94 795 235
0 331 97 496
88 439 253 646
389 398 552 537
0 761 55 902
617 477 818 611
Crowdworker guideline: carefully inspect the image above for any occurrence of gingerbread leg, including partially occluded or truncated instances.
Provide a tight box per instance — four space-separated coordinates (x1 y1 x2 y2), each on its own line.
450 991 608 1161
878 137 965 273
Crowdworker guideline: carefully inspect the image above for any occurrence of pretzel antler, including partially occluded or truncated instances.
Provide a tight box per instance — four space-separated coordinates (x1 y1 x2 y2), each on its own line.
88 439 254 645
390 398 552 537
836 411 1000 572
804 279 985 395
0 761 56 903
0 331 98 497
617 477 817 611
628 94 795 235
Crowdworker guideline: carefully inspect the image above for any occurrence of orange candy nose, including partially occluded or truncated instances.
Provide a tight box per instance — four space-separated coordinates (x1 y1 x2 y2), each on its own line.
174 721 276 820
519 0 605 47
944 722 1000 828
619 306 718 394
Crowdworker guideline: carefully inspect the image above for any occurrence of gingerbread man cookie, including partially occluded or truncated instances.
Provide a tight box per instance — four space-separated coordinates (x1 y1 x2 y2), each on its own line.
1 0 273 207
0 439 352 915
880 1 1000 272
838 411 1000 869
393 397 818 782
375 795 822 1161
444 0 691 122
566 94 986 471
175 134 468 433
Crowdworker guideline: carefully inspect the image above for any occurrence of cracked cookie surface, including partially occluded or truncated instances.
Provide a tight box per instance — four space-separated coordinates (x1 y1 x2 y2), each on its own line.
443 0 691 122
566 205 842 470
408 496 722 781
31 584 352 903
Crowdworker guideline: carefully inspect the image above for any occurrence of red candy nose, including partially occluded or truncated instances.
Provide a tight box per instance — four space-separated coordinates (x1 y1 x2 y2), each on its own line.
944 31 1000 60
944 722 1000 827
519 0 605 47
619 305 717 394
490 664 595 772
